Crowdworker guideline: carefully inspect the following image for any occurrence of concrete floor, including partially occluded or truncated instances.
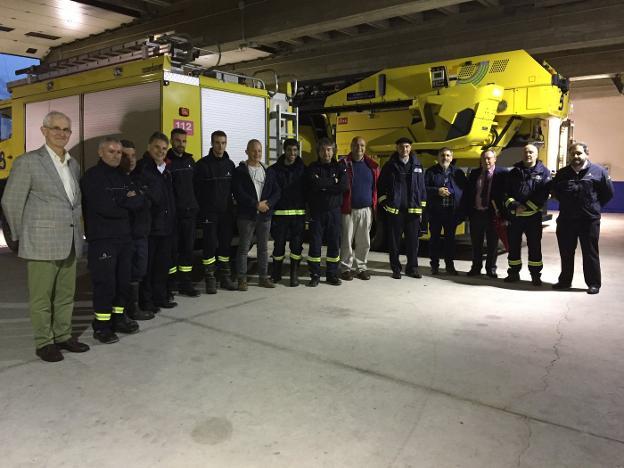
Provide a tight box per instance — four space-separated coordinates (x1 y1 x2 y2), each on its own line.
1 213 624 468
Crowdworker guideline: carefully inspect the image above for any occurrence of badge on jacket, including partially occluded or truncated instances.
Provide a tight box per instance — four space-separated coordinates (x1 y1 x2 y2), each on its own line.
414 168 422 173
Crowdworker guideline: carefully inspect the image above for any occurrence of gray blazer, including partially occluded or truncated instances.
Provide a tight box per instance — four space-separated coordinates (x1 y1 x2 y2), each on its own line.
1 145 84 260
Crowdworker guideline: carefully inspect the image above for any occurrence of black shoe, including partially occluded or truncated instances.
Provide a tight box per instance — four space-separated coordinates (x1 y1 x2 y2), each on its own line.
340 270 354 281
326 276 342 286
446 266 459 276
179 285 201 297
93 329 119 344
486 270 498 279
391 271 402 279
139 303 161 314
167 291 175 302
587 286 600 295
56 337 90 353
35 344 64 362
466 268 481 276
308 277 320 287
431 265 440 275
128 308 154 321
113 315 140 334
531 275 542 287
552 282 571 290
290 262 300 287
504 272 520 283
271 260 283 283
407 268 422 279
155 300 178 309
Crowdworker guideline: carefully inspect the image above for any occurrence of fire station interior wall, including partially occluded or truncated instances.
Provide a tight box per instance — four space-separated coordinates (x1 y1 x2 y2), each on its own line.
200 88 267 166
567 87 624 213
83 82 161 170
25 96 81 163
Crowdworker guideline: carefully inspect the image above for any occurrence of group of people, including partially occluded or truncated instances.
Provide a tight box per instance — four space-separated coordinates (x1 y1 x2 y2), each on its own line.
1 111 614 363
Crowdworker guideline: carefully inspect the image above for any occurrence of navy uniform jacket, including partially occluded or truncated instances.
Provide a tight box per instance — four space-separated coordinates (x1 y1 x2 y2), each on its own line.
137 155 176 236
166 148 199 218
306 159 348 214
194 149 236 217
551 162 614 221
425 163 467 214
233 162 281 221
378 152 427 215
503 160 551 218
268 155 306 214
81 160 146 241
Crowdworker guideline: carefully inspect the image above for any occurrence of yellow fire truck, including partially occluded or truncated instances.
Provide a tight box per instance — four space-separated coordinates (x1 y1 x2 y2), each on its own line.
0 40 282 252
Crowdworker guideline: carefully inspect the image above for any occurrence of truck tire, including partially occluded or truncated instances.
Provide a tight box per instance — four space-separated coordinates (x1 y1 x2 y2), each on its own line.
1 214 18 253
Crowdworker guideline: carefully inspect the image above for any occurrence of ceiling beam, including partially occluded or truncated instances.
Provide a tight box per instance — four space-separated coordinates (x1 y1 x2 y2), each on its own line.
226 0 624 81
45 0 472 61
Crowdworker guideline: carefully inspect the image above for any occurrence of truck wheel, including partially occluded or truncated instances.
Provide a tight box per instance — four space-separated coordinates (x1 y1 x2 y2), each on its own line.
1 215 18 253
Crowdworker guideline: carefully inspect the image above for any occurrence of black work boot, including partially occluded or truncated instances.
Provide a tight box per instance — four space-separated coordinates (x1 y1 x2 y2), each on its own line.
271 260 284 283
430 262 440 275
290 260 300 287
112 313 139 334
219 268 238 291
204 264 218 294
504 270 521 283
531 273 542 286
178 271 200 297
128 282 154 320
92 320 119 344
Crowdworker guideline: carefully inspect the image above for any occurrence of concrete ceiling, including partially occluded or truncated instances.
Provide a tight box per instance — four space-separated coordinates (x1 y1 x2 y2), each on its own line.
8 0 624 85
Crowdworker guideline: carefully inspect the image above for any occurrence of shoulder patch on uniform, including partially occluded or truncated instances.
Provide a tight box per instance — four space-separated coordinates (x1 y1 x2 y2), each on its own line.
414 167 423 173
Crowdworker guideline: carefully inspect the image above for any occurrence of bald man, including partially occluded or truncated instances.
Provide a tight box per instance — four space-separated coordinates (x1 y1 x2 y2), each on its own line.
502 144 551 286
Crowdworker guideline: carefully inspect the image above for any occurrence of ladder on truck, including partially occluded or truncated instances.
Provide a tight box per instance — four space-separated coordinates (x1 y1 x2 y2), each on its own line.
268 95 299 165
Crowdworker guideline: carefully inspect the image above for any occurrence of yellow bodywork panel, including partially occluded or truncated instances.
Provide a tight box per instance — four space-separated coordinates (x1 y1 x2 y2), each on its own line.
162 81 202 160
325 50 569 164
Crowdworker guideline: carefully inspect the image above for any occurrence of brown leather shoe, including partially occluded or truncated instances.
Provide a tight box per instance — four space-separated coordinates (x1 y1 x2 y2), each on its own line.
356 270 371 280
36 344 64 362
56 337 90 353
259 277 276 288
340 270 354 281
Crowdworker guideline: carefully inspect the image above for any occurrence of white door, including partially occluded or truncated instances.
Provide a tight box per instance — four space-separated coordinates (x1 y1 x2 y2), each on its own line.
200 88 267 166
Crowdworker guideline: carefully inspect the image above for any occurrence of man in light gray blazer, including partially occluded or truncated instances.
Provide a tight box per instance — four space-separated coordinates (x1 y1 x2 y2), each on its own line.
1 111 90 362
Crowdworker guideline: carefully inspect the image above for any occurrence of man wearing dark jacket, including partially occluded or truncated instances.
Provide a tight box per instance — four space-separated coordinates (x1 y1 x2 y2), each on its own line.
194 130 237 293
503 144 551 286
462 149 506 278
268 138 306 287
120 140 153 321
425 147 467 275
339 136 380 281
306 138 348 287
378 137 427 280
166 128 200 297
551 142 614 294
233 139 281 290
137 132 177 311
81 137 142 344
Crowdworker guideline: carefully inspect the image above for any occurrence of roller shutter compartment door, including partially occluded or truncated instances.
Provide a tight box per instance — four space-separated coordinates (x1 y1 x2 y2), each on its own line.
83 82 161 170
201 88 267 165
25 96 81 161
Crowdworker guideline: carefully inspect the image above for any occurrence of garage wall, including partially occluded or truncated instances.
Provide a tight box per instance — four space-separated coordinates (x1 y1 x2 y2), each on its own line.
565 84 624 213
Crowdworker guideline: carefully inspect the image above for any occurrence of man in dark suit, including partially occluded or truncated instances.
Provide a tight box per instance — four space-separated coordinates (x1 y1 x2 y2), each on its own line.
1 111 89 362
462 149 506 278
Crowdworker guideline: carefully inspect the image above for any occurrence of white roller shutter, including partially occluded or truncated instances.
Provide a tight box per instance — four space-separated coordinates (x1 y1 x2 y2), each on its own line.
201 88 267 165
25 96 81 157
83 82 160 169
